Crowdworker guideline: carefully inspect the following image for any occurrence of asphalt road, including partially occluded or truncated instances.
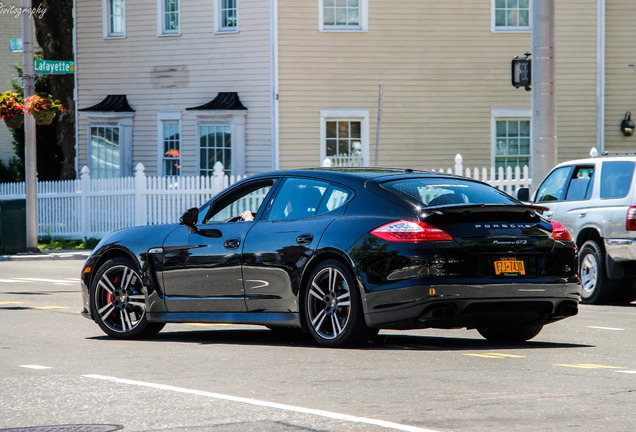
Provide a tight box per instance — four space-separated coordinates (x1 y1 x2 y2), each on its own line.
0 254 635 432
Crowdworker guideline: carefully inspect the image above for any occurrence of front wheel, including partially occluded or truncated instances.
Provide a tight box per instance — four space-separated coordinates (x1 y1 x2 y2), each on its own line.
90 257 164 339
303 260 373 348
477 322 543 343
579 240 618 304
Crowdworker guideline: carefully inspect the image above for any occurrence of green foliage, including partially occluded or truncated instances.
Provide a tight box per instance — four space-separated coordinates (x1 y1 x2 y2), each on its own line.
0 157 24 182
38 236 100 250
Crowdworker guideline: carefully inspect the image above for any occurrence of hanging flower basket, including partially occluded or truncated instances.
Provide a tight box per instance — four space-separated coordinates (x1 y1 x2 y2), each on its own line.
0 91 24 127
24 94 66 126
33 110 56 125
3 115 24 129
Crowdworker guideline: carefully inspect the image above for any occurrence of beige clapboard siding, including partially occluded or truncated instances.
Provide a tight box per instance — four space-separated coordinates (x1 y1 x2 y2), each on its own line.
76 0 272 176
278 0 598 170
604 0 636 152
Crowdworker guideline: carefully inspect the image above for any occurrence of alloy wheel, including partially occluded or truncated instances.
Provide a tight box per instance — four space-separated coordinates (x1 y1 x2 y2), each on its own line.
307 266 352 340
580 252 598 299
94 264 147 334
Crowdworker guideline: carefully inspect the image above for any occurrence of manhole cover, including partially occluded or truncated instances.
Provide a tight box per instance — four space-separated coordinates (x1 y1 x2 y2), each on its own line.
0 426 123 432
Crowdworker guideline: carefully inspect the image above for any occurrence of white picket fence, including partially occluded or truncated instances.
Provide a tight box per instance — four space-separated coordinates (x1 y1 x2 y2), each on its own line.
0 155 530 240
0 161 245 240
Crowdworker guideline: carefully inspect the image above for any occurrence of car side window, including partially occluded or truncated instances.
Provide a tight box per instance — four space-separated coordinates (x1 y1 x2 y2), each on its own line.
536 166 571 202
601 161 635 199
267 178 328 221
565 166 594 201
316 185 351 215
203 181 274 223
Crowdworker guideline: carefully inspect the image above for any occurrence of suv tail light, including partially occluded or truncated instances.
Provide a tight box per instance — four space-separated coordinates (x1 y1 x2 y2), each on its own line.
551 221 572 241
627 207 636 231
371 220 453 242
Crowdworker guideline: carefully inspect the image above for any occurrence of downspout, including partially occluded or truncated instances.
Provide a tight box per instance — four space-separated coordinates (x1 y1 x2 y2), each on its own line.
73 0 79 177
596 0 605 153
271 0 279 170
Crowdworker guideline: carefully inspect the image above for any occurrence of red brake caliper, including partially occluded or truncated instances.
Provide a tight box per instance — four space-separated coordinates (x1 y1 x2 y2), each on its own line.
106 274 121 304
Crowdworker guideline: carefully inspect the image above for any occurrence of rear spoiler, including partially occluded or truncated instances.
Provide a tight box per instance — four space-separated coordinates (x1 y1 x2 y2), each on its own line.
423 203 549 216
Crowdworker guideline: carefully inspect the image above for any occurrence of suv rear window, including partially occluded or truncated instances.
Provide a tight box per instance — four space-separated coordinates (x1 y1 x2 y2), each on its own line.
601 161 635 199
380 178 516 207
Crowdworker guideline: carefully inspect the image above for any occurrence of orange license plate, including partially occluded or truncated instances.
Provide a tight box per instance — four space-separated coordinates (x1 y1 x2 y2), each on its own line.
494 258 526 275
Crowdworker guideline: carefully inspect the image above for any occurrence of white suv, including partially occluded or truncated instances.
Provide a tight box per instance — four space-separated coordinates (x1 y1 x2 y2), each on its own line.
525 154 636 304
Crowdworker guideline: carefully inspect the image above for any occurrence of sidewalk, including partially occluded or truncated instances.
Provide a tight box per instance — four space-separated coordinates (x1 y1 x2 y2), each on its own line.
0 249 91 261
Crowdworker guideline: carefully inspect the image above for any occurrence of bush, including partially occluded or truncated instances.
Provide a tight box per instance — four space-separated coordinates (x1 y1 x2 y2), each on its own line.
38 237 101 250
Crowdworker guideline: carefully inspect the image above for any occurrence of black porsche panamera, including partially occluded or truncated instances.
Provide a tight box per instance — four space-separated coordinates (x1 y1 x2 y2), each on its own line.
80 168 581 347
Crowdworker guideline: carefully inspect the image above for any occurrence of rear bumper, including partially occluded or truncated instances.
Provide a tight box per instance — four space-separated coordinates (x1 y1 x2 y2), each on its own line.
363 281 581 329
605 238 636 262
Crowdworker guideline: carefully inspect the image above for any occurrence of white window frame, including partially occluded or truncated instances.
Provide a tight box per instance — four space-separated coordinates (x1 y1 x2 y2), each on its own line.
191 110 246 176
157 111 182 176
491 0 531 33
103 0 126 39
320 108 370 167
157 0 180 36
491 108 532 172
319 0 368 32
82 112 134 178
214 0 239 33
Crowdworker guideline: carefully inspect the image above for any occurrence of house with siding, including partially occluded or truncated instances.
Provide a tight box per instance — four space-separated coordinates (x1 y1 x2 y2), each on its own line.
74 0 636 179
0 0 23 164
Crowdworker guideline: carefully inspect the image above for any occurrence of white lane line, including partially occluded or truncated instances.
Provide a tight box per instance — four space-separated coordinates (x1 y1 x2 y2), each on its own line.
15 277 76 284
83 374 441 432
588 326 625 331
0 279 29 283
20 365 52 370
616 370 636 374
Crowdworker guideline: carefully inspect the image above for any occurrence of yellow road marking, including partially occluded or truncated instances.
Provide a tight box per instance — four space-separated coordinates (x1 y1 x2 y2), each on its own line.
30 306 69 310
463 353 526 359
554 363 625 370
0 301 24 305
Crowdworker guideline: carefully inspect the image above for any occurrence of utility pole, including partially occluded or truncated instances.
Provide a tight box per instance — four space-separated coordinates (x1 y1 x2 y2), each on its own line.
531 0 557 190
22 0 38 252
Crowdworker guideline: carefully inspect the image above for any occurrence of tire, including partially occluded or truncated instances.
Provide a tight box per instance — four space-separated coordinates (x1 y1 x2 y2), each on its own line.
90 257 164 339
303 259 373 348
579 240 618 304
477 322 543 343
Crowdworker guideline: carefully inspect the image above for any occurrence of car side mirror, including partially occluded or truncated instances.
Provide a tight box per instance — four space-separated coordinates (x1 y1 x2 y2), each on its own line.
180 207 199 233
517 187 530 202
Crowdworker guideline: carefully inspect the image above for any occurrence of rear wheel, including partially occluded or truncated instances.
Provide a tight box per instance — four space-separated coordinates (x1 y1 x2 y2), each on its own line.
90 257 164 339
579 240 618 304
477 322 543 343
303 259 373 347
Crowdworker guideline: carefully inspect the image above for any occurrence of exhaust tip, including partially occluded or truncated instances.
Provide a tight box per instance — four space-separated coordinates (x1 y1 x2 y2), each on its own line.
556 301 578 317
418 304 456 322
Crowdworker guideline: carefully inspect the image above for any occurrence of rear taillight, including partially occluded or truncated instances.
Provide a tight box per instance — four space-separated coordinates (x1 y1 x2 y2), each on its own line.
627 207 636 231
371 220 453 242
551 221 572 241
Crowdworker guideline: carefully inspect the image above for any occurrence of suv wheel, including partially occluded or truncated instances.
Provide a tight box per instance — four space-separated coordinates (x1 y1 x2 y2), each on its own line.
579 240 617 304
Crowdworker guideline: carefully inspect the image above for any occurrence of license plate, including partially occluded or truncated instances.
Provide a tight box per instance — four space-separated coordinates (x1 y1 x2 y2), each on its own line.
494 258 525 275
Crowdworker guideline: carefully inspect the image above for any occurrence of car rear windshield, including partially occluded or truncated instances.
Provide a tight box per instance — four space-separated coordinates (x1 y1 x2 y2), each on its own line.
380 178 517 208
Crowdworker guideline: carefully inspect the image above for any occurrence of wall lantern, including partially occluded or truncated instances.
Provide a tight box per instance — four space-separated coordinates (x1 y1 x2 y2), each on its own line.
621 111 635 137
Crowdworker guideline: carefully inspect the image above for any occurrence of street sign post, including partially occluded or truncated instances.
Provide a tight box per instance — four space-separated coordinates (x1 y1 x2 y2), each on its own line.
34 60 75 74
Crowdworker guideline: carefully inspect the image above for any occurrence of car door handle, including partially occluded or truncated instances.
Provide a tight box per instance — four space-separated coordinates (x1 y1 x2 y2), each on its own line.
578 212 587 218
224 238 240 249
543 211 554 219
296 233 314 245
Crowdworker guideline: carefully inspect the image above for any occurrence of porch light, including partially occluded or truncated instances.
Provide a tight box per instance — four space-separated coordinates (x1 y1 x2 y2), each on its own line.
621 111 634 137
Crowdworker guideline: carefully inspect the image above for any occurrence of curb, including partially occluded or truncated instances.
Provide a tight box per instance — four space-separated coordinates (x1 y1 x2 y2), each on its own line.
0 249 91 262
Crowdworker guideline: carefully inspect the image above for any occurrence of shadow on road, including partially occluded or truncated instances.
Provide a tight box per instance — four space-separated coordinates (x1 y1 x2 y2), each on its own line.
88 327 593 351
